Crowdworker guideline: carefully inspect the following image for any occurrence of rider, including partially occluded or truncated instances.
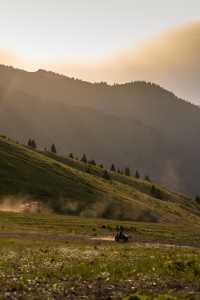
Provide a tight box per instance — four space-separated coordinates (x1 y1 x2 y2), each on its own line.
118 225 124 239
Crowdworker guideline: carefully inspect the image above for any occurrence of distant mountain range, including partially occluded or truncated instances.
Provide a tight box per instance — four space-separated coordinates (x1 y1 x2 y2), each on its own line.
49 22 200 104
0 64 200 195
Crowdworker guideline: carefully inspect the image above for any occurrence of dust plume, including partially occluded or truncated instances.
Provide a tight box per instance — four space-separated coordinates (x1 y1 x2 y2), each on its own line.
160 161 182 193
0 196 49 213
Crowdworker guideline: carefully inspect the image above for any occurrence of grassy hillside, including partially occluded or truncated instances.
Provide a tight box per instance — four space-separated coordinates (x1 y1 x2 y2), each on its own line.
1 64 200 195
0 135 200 223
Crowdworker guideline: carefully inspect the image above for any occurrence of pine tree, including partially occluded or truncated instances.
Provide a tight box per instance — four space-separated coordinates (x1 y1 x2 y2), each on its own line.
69 153 74 159
135 170 140 179
31 139 37 149
51 144 57 153
151 185 162 200
145 175 151 182
151 185 156 195
195 195 200 203
81 154 87 163
27 139 32 147
103 170 111 180
110 164 116 172
125 167 131 176
86 167 91 174
155 188 162 200
89 160 96 166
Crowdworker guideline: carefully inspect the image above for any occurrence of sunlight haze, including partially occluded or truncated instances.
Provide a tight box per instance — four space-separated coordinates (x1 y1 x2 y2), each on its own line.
0 0 200 102
0 0 199 61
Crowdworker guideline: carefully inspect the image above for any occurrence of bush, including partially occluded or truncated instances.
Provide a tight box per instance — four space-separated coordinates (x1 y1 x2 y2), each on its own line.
151 185 162 200
135 170 140 179
51 144 57 153
89 160 96 166
144 175 151 182
195 195 200 203
110 164 116 172
125 167 131 176
81 154 87 163
69 153 74 159
103 170 111 180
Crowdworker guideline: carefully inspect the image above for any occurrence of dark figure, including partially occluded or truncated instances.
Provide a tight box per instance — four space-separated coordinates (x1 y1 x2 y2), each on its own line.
115 227 128 242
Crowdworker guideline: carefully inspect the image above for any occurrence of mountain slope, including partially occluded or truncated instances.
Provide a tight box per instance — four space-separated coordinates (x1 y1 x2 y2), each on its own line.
0 65 200 195
0 135 200 224
54 22 200 104
103 22 200 104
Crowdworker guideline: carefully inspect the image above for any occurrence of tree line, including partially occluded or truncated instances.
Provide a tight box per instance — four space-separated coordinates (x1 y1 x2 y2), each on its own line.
27 139 57 153
26 138 150 180
26 139 164 200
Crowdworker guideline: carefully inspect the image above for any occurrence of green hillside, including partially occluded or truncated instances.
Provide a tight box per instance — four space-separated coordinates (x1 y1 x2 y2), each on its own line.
1 64 200 196
0 135 200 223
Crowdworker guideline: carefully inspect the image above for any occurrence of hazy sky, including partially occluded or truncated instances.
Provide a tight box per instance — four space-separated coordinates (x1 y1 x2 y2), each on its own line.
0 0 199 64
0 0 199 103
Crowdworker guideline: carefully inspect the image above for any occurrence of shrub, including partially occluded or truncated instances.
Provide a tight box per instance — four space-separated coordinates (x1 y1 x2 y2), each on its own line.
151 185 162 200
103 170 111 180
110 164 116 172
89 160 96 166
51 144 57 153
195 195 200 203
135 170 140 179
81 154 87 163
144 175 151 182
125 167 131 176
69 153 74 159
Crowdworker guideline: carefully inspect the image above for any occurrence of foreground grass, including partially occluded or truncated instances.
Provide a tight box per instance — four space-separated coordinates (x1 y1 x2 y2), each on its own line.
0 239 200 299
0 212 200 299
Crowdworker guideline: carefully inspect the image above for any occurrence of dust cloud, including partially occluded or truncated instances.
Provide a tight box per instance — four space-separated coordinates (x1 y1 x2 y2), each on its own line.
0 196 49 213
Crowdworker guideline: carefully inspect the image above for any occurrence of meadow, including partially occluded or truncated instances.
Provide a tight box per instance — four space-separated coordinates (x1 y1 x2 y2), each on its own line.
0 211 200 300
1 136 200 299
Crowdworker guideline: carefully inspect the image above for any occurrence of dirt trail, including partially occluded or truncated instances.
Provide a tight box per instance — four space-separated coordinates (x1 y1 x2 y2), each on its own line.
90 235 200 249
0 231 199 249
91 236 114 241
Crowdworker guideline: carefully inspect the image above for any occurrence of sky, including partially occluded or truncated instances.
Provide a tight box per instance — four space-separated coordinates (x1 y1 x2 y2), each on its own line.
0 0 199 103
0 0 199 64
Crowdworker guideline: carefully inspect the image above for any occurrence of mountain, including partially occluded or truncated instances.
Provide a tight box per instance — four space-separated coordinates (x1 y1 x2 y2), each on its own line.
54 22 200 104
0 64 200 195
1 135 200 224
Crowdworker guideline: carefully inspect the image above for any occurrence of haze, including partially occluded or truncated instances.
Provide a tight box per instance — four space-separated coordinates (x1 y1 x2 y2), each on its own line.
0 0 200 102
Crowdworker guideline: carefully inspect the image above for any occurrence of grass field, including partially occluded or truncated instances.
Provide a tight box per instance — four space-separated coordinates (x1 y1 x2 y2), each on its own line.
1 135 200 299
0 211 200 299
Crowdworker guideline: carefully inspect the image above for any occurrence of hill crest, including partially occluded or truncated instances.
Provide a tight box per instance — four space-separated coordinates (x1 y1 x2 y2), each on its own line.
0 64 200 195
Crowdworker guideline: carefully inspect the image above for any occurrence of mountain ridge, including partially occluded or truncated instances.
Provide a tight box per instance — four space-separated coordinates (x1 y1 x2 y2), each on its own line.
0 64 200 195
0 64 197 106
